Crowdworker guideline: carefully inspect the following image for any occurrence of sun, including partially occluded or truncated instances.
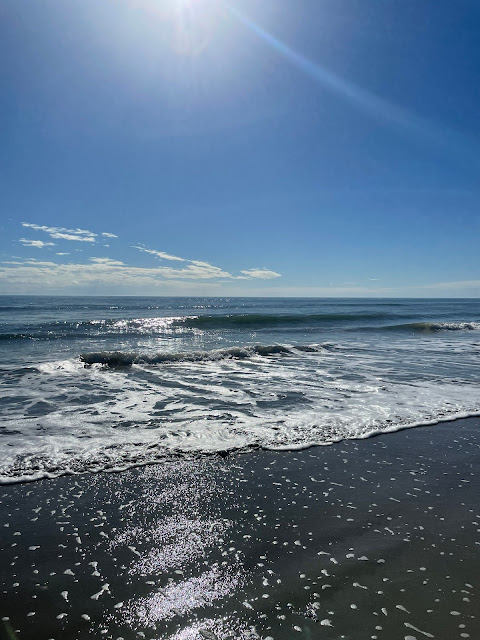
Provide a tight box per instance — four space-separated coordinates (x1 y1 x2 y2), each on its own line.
173 0 199 7
168 0 213 13
134 0 220 55
167 0 221 55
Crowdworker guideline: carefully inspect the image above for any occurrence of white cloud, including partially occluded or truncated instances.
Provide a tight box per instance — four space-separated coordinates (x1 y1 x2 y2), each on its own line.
89 257 125 266
0 256 281 294
240 268 282 279
132 245 185 262
20 260 59 267
19 238 55 248
190 260 215 268
156 262 233 280
21 223 97 242
0 260 220 293
133 246 281 280
52 232 96 242
8 226 282 291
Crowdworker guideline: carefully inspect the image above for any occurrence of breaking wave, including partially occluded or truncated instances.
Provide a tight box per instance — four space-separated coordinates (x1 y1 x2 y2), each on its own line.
381 321 480 332
79 344 319 367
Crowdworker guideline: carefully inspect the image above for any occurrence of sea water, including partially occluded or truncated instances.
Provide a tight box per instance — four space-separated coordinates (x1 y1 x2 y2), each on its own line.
0 296 479 483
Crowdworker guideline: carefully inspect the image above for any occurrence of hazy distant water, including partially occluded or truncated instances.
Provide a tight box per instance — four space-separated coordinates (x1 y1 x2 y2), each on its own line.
1 296 479 483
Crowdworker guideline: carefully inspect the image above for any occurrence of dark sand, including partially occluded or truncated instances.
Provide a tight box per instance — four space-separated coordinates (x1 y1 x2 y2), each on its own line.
1 418 480 640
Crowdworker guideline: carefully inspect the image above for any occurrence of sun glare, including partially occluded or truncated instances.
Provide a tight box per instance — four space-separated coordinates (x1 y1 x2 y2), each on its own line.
172 0 200 8
136 0 220 55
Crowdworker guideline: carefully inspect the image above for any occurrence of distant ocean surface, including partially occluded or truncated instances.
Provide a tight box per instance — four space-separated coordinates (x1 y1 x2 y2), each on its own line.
1 296 479 484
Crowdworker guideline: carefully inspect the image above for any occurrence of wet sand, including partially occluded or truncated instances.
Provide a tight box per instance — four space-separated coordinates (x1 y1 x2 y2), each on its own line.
1 417 480 640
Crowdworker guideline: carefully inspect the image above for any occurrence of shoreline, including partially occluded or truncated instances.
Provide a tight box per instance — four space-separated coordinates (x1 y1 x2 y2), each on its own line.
1 416 479 639
3 407 480 487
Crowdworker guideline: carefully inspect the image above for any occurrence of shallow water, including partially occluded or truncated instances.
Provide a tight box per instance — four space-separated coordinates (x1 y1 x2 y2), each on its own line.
1 296 480 483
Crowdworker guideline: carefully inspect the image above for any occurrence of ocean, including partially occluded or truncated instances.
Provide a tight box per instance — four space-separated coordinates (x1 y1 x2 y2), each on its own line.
2 296 480 639
1 296 479 484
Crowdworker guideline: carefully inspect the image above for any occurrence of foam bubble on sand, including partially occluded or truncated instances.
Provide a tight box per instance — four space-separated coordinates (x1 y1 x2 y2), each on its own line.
404 622 434 637
91 584 109 600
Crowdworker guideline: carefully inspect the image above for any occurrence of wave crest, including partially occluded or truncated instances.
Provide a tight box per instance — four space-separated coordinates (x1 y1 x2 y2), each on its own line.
385 321 480 332
79 344 314 367
178 312 408 329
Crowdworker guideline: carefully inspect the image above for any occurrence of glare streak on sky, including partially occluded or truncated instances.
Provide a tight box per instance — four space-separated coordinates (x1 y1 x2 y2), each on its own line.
228 5 439 138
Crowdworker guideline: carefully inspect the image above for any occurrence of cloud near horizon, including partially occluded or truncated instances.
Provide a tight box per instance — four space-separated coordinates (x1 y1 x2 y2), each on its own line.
7 222 477 297
131 245 281 281
1 224 282 293
1 256 477 296
0 257 280 294
18 224 280 282
240 268 282 279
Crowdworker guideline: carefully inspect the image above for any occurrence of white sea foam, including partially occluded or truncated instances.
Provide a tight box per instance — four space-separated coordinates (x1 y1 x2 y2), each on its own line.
1 337 479 483
406 321 480 332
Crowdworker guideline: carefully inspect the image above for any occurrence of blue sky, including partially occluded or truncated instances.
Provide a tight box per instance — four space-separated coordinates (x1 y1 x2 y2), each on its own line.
1 0 479 296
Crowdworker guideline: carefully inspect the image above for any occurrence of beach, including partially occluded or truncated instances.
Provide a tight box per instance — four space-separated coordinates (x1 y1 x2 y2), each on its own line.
3 0 479 635
2 416 479 640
